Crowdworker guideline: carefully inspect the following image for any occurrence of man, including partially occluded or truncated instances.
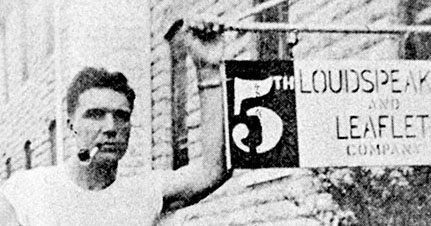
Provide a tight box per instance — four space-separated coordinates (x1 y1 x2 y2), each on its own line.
0 19 230 226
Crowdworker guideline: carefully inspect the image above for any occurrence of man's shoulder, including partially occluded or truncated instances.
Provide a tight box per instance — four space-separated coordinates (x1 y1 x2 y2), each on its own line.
121 170 170 188
2 165 60 187
16 165 59 177
123 170 164 181
0 166 61 225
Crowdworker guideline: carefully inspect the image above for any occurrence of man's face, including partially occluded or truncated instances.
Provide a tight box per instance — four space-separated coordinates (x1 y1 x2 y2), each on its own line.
69 88 132 162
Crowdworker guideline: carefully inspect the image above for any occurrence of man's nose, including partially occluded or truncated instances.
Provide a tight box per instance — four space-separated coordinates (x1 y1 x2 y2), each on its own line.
102 113 117 138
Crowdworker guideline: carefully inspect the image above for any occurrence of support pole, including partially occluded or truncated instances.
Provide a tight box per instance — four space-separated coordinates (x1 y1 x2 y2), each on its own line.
224 22 431 34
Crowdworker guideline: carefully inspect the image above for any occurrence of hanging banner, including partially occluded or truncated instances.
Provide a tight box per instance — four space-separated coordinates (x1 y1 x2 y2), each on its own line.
226 60 431 168
226 61 299 168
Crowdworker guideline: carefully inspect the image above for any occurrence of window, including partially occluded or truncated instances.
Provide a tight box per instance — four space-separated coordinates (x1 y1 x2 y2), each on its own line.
255 0 291 60
48 120 57 165
169 40 190 170
24 140 32 169
5 157 11 178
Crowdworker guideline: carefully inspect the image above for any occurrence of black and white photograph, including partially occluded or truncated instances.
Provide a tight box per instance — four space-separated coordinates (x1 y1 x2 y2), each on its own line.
0 0 431 225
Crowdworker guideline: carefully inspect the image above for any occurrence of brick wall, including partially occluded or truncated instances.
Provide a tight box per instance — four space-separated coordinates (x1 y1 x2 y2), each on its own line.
0 0 429 224
151 0 416 225
0 0 56 178
291 0 403 60
150 0 257 170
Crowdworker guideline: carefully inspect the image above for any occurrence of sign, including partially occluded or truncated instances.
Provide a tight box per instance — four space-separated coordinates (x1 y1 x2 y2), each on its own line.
226 60 431 168
226 61 298 168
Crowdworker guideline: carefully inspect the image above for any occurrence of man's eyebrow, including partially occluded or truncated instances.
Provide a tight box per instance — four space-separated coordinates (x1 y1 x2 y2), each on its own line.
83 108 132 117
82 108 106 116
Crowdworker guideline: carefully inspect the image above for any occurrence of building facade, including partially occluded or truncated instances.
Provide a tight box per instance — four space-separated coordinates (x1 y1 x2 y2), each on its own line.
0 0 430 225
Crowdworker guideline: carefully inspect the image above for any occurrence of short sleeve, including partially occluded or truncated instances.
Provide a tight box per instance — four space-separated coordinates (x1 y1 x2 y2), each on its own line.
0 171 30 226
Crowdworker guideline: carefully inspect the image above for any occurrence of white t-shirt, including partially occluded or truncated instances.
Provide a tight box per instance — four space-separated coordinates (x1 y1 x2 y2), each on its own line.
0 165 164 226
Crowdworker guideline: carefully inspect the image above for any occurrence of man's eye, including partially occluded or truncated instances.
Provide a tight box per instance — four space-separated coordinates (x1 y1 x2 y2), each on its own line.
85 109 105 119
114 110 131 122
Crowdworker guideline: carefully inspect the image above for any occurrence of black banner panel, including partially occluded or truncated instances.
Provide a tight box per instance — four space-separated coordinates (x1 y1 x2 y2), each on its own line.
226 61 298 168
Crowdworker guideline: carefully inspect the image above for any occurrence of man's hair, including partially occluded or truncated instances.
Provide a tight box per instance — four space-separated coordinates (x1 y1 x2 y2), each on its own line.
66 67 136 116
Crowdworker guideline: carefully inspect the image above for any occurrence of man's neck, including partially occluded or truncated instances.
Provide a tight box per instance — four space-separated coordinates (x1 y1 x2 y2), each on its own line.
67 157 119 191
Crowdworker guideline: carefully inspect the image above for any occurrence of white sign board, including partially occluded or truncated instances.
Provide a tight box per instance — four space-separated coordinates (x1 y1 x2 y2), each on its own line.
296 60 431 167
